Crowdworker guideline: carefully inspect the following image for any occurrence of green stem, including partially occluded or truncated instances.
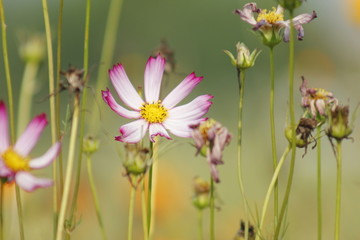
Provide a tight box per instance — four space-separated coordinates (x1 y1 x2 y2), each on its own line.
89 0 124 135
127 187 136 240
197 209 204 240
210 177 215 240
147 141 154 237
269 46 278 227
141 182 149 240
15 186 25 240
55 96 80 240
0 181 4 240
86 155 107 240
68 0 91 230
256 146 291 240
317 127 322 240
334 141 342 240
236 68 249 240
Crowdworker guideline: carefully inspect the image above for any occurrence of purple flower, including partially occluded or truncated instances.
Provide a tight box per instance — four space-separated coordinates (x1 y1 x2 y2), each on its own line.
0 101 61 192
102 55 213 143
234 3 317 45
191 119 231 183
300 76 338 117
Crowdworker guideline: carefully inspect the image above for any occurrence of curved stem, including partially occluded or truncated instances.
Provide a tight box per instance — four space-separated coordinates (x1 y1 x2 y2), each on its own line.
86 155 107 240
269 47 278 227
55 96 80 240
274 10 297 239
127 187 136 240
317 127 322 240
334 141 342 240
197 209 204 240
236 68 249 240
210 177 215 240
256 146 291 240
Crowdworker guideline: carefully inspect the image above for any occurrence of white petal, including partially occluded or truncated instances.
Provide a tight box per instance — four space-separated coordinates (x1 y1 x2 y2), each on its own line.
162 73 204 109
144 55 165 103
234 3 258 26
0 101 9 152
29 142 61 169
148 123 171 142
115 119 149 143
102 89 141 119
163 118 206 138
293 11 317 26
168 95 213 120
109 64 144 110
15 171 53 192
15 114 47 156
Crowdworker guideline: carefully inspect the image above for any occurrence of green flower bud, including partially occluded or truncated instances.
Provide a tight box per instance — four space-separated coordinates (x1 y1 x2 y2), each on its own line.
19 34 46 63
83 136 100 156
327 106 353 141
123 144 149 176
277 0 303 12
224 42 261 70
192 177 210 210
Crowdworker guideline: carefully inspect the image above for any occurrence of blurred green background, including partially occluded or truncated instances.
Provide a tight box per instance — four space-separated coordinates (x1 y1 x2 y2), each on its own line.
1 0 360 239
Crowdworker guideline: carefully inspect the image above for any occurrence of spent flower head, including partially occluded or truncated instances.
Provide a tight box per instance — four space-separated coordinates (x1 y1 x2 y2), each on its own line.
192 176 210 210
224 42 261 70
0 101 61 192
300 76 338 121
190 119 232 183
326 105 355 141
234 3 317 47
102 55 213 143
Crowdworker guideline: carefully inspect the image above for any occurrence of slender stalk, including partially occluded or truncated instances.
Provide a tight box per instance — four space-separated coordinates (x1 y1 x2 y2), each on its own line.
68 0 91 231
127 187 136 240
41 0 58 237
210 177 215 240
147 141 154 237
236 68 249 240
141 182 149 240
197 209 204 240
274 10 297 239
256 146 291 240
86 155 107 240
334 141 342 240
89 0 124 135
269 46 279 227
0 2 25 239
0 181 3 240
317 127 322 240
55 95 80 240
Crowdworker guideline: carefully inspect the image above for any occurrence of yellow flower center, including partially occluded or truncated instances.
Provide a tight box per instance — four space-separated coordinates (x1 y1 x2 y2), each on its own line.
312 88 331 100
257 7 284 24
140 101 168 123
2 148 30 172
199 119 216 140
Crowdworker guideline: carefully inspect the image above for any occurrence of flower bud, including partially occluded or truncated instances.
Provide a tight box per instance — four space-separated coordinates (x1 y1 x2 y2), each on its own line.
123 144 150 176
277 0 303 12
326 105 353 141
192 177 210 210
83 136 100 156
224 42 261 70
19 34 46 63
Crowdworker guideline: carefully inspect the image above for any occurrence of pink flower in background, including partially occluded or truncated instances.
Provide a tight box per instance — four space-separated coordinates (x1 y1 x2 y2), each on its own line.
190 119 232 183
0 101 61 192
102 55 213 143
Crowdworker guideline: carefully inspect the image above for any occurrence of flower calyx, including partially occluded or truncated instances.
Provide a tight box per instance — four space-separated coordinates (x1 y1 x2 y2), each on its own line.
224 42 261 70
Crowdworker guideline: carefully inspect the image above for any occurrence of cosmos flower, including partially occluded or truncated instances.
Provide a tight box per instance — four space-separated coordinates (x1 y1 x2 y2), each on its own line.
190 119 231 183
234 3 317 46
102 55 213 143
300 76 338 118
0 101 61 192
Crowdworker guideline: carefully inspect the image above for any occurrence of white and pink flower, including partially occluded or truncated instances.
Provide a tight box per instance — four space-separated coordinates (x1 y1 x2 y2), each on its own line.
0 101 61 192
102 55 213 143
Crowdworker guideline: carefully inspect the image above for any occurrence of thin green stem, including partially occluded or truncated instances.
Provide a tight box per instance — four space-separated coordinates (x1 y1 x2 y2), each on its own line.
86 155 107 240
147 141 154 237
274 11 296 239
55 96 80 240
0 2 25 239
236 68 249 240
127 187 136 240
256 146 291 240
317 127 322 240
269 46 279 228
210 177 215 240
68 0 91 230
141 182 149 240
334 141 342 240
197 209 204 240
0 181 4 240
89 0 124 135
